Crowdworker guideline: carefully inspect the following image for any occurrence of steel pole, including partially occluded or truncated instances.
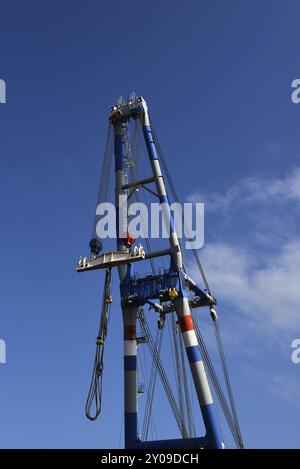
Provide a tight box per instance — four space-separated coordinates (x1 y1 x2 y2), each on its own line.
123 306 138 449
174 292 224 448
140 101 224 448
140 99 182 269
114 122 138 448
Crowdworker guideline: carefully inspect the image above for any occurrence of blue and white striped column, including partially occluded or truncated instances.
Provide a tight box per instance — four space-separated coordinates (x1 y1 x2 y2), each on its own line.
140 99 183 270
114 122 138 448
123 307 138 449
174 294 224 449
114 122 127 281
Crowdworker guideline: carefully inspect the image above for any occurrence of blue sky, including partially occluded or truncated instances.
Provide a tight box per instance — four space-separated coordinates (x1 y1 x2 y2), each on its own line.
1 0 300 448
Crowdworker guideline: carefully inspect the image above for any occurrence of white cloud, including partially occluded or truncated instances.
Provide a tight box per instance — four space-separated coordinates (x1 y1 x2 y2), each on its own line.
189 166 300 214
188 167 300 338
192 239 300 335
270 374 300 407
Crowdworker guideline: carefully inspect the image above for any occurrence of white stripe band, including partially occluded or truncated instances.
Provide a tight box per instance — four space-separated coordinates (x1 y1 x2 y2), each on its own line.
124 340 136 356
182 329 198 348
191 360 213 405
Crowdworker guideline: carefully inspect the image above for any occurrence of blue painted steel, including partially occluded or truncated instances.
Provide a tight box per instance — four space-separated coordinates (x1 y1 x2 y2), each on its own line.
142 125 159 160
158 195 168 204
114 131 125 247
158 195 175 234
201 403 224 449
178 270 188 298
120 269 181 306
123 306 138 449
186 345 202 364
121 270 210 308
189 281 211 304
114 134 124 171
124 412 138 449
124 356 137 371
146 299 162 311
135 436 206 449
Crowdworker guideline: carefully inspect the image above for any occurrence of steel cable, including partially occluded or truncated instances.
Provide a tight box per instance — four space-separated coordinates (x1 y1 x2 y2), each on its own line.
85 268 112 420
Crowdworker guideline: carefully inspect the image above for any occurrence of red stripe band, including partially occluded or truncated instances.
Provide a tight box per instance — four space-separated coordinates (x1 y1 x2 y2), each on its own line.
179 315 194 332
124 325 136 340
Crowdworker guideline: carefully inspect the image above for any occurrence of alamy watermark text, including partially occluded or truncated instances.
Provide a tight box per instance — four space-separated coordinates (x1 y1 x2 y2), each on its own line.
291 339 300 364
0 339 6 364
95 198 204 249
0 78 6 104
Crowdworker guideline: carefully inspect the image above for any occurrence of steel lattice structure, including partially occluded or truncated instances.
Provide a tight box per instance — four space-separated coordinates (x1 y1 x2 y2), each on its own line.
77 95 243 450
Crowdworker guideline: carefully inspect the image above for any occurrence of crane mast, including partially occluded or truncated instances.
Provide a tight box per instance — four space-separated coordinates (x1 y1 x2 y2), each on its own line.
77 95 243 450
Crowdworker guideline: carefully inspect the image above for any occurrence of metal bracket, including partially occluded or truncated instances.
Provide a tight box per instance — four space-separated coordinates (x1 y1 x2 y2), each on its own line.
122 176 155 191
77 246 145 273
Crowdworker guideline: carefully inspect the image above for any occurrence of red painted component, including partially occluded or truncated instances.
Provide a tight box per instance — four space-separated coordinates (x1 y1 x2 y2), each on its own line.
122 233 136 247
178 315 194 332
124 325 136 340
109 113 118 124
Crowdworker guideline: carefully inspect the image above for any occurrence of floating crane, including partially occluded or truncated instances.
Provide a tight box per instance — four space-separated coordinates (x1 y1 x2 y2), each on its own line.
77 94 244 449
